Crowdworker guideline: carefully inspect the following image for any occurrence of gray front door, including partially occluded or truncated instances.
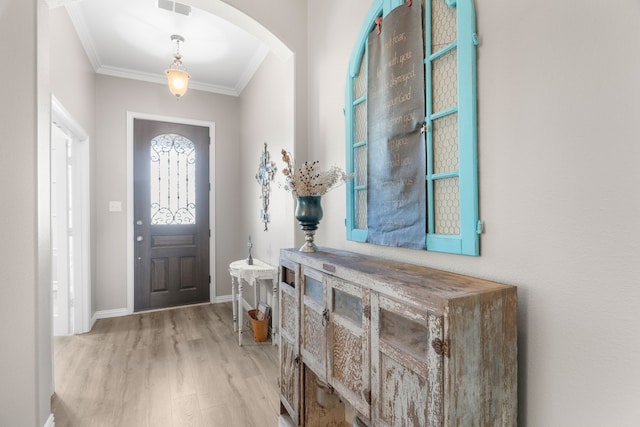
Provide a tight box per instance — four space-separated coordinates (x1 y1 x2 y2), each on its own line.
134 119 210 311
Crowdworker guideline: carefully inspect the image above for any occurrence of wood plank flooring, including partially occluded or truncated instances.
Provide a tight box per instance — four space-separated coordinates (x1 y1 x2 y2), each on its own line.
52 303 279 427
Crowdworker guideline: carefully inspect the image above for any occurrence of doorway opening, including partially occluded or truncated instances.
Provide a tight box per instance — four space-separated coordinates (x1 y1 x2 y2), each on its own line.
51 96 91 336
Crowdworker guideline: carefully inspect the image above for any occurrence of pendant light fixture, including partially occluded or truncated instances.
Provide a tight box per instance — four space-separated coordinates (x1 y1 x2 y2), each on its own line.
165 34 190 99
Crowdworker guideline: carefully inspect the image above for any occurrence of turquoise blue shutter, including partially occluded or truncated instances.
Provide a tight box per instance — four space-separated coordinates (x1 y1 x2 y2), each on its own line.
345 1 385 242
424 0 479 255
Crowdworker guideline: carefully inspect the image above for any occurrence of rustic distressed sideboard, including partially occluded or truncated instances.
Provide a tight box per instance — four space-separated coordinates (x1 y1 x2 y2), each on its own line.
278 247 517 427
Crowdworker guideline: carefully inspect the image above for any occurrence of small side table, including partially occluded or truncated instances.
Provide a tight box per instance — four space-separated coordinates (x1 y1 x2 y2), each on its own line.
228 259 278 346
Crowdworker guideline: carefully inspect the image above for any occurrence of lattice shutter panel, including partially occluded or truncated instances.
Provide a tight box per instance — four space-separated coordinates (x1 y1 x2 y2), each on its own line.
353 51 368 230
427 0 461 236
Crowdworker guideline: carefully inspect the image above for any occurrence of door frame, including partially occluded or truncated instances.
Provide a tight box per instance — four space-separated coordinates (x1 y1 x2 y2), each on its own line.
51 95 92 334
126 112 216 314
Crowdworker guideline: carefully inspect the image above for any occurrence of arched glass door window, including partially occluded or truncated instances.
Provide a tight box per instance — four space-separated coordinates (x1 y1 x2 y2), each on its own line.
150 133 196 225
345 0 480 256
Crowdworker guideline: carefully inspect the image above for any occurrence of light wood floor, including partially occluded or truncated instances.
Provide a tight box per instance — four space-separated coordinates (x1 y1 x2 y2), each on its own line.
52 303 279 427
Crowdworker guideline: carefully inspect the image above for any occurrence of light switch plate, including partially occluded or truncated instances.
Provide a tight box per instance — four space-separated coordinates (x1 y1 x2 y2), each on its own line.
109 201 122 212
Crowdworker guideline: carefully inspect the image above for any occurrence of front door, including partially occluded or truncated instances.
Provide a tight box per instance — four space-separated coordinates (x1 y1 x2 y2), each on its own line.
134 119 210 311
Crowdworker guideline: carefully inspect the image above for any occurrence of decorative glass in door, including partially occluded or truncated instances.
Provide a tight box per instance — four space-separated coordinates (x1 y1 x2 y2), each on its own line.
150 133 196 225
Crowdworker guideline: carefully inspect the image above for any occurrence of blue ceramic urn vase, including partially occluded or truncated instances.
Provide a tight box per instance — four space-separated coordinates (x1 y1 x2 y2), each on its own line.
295 195 323 252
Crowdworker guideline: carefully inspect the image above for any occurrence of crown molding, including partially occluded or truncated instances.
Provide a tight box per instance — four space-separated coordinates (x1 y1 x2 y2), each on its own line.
65 3 102 72
235 44 269 95
97 65 240 97
45 0 83 9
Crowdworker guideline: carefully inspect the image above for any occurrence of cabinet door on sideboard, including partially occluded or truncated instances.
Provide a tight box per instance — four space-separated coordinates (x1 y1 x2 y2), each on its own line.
300 266 327 380
326 277 371 419
279 260 301 424
371 294 444 427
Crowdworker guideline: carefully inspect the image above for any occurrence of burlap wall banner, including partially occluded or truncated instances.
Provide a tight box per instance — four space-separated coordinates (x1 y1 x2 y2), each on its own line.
367 3 426 249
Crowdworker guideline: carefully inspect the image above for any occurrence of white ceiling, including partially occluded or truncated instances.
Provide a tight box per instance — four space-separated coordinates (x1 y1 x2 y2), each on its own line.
58 0 268 96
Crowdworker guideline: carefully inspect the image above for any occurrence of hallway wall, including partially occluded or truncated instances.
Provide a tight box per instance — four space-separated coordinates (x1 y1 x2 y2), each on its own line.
0 2 52 426
238 52 296 268
237 52 296 308
49 7 96 137
49 5 97 316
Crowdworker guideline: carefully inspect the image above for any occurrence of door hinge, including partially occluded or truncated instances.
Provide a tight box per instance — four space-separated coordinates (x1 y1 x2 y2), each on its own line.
476 220 484 234
432 338 450 358
363 305 371 320
209 275 211 283
322 308 330 327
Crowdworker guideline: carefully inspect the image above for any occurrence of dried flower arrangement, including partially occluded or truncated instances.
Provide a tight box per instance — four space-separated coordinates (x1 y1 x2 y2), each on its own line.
280 149 349 197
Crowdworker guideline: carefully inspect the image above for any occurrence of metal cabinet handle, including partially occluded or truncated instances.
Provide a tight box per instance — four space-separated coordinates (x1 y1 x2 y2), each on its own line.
432 338 450 357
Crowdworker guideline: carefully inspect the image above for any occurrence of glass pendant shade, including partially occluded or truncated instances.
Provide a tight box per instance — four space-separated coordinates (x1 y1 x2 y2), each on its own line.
165 35 190 99
165 67 190 98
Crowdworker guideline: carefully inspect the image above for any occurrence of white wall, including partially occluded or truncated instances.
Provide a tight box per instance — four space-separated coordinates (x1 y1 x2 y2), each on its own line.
306 0 640 426
0 1 52 426
238 52 295 308
49 5 97 315
239 52 296 266
93 75 242 310
49 7 95 136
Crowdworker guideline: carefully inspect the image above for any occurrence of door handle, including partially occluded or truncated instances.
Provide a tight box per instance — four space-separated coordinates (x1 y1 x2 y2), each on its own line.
322 308 329 326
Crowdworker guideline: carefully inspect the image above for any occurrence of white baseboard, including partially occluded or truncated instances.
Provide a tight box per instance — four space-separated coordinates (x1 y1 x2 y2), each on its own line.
213 295 253 311
44 413 55 427
214 294 233 303
93 308 130 322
